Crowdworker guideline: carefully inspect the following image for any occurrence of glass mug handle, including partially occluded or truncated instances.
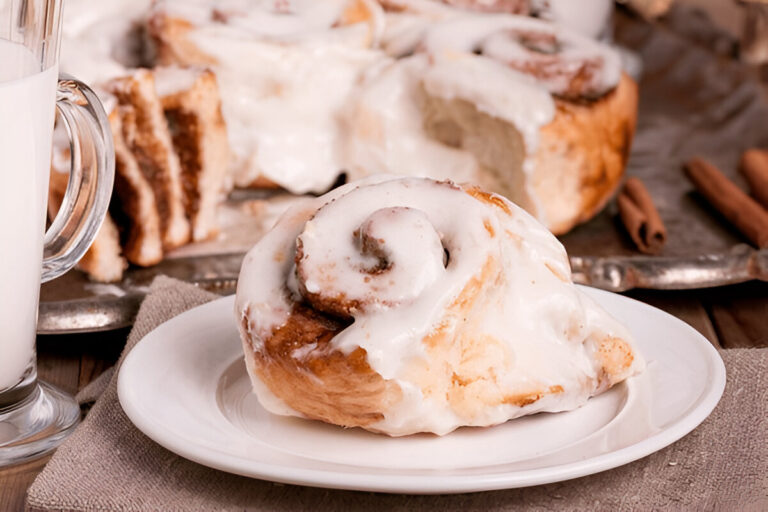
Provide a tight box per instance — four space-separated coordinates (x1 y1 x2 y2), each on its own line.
41 75 114 282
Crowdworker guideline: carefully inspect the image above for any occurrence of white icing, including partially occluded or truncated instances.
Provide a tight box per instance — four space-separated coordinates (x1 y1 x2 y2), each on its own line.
59 0 152 86
153 0 386 193
344 48 554 225
236 176 644 436
153 66 201 97
419 14 622 98
421 52 555 151
342 56 482 184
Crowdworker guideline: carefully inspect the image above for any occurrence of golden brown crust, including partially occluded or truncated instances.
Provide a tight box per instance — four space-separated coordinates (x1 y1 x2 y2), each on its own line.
238 175 282 190
593 335 636 392
242 303 402 429
147 15 217 67
379 0 530 14
534 73 639 235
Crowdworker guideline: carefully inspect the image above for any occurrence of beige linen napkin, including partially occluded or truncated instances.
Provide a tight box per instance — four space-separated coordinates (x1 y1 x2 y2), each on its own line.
27 276 768 511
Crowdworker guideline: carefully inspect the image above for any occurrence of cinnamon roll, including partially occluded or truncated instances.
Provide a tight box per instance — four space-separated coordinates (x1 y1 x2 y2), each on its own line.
148 0 386 193
344 14 637 235
235 176 644 436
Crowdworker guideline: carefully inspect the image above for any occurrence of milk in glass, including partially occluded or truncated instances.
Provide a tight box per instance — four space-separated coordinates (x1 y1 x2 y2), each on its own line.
0 40 57 391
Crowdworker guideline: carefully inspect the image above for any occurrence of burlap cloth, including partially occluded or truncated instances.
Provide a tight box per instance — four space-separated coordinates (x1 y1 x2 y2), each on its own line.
26 277 768 511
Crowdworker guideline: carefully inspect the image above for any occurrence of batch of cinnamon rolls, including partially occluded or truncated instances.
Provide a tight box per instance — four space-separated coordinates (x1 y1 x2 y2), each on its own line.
56 0 647 434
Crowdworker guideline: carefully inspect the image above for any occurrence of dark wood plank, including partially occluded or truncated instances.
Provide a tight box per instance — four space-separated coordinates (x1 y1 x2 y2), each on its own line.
0 456 50 512
34 336 82 396
0 330 125 510
625 289 722 348
76 328 128 389
701 281 768 349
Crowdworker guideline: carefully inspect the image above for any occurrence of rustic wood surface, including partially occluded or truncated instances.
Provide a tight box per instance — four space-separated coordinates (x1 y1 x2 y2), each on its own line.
2 282 767 510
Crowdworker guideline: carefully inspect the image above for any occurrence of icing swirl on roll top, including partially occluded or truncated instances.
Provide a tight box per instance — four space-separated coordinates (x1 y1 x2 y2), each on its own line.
294 180 493 318
296 205 447 316
418 15 621 99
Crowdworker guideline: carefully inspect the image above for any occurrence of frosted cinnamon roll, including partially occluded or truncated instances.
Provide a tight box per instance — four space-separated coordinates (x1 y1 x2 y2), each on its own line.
344 14 637 235
148 0 386 193
235 176 644 436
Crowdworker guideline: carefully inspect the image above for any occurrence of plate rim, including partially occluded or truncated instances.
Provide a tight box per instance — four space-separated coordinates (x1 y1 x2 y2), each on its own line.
118 288 726 494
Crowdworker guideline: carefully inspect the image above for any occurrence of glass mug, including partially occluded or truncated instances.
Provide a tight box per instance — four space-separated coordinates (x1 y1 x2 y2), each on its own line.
0 0 114 466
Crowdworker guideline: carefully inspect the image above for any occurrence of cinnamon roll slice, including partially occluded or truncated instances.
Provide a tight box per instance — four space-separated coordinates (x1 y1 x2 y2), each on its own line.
154 66 231 242
107 107 165 267
107 70 191 251
236 176 644 436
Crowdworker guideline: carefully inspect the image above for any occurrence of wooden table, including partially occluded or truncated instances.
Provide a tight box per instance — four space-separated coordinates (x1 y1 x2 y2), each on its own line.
1 281 766 510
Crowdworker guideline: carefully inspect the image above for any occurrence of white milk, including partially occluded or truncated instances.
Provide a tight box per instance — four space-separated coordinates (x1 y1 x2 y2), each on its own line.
0 40 58 391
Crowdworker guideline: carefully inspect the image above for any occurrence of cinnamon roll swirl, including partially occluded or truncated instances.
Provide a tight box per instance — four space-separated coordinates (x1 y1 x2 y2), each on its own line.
345 14 637 235
235 176 644 436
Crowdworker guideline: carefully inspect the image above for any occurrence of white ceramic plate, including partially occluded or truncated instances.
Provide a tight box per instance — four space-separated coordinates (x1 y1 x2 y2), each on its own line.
118 287 725 494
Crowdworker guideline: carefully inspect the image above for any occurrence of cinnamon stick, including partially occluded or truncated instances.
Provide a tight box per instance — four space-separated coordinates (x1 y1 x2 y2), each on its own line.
617 177 667 254
683 157 768 248
738 149 768 209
